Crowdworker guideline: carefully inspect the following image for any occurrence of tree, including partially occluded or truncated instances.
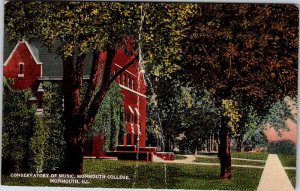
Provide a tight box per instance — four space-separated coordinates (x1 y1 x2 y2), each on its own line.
265 96 297 133
178 89 220 153
175 4 298 178
5 2 190 173
242 106 267 151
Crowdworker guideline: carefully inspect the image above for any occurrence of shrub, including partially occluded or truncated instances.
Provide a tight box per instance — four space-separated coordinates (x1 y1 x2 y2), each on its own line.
42 82 65 171
2 86 36 174
267 140 296 155
28 114 49 173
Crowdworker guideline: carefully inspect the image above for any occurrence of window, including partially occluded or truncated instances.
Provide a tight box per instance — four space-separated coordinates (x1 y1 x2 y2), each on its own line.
126 113 131 123
123 74 126 85
134 115 138 124
117 75 121 84
134 135 138 145
132 79 135 90
18 62 24 77
128 76 131 87
118 133 124 145
126 134 132 145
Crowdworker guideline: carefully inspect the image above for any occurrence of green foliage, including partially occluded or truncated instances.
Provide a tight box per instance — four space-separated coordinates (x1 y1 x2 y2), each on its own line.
2 81 66 173
265 97 296 133
28 114 48 173
222 99 241 133
42 82 65 171
178 89 220 153
5 2 142 57
88 82 124 151
178 4 298 112
2 84 36 174
242 106 267 149
267 140 296 154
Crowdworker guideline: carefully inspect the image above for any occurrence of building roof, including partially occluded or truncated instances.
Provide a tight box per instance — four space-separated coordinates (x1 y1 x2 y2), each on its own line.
4 37 92 77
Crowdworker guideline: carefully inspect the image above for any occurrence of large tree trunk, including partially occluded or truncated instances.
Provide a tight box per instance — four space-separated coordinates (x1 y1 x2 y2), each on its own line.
63 124 85 174
62 53 87 174
218 116 232 179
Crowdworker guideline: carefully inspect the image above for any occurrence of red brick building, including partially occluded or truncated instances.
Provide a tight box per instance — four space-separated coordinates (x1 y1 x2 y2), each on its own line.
3 40 147 157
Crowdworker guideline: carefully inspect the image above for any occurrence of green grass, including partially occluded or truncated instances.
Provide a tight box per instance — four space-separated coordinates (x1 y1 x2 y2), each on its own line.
285 169 296 188
277 154 296 188
2 159 263 190
174 155 187 160
231 151 268 161
278 154 296 167
194 157 265 166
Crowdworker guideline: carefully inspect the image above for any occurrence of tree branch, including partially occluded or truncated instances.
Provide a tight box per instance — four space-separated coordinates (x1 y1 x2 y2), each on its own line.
108 54 139 88
79 50 102 115
84 47 116 129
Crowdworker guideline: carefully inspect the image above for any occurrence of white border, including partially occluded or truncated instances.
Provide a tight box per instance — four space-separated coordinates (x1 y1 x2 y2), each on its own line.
0 1 299 191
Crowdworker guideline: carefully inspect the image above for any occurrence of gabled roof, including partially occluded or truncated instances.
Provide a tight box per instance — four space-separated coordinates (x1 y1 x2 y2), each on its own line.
3 40 42 66
4 37 92 77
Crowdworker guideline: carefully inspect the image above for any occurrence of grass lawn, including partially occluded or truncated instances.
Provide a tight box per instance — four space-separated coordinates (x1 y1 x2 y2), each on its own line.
2 159 263 190
285 170 296 188
278 154 296 167
231 151 268 161
194 156 265 166
277 154 296 188
174 155 187 160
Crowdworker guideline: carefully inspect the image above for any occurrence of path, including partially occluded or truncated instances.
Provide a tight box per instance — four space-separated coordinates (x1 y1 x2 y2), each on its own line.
257 154 294 191
153 154 266 169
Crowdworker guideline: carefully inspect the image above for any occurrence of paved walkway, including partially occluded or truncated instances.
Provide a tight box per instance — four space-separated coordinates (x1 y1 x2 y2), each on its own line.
257 154 294 191
154 154 266 169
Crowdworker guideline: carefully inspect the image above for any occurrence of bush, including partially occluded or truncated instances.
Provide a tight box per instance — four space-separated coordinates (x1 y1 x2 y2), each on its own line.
42 82 65 171
2 81 66 174
28 115 49 173
2 87 36 174
267 140 296 155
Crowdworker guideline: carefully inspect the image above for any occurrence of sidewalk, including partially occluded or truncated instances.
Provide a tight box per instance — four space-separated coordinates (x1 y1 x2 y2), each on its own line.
257 154 294 191
153 154 265 169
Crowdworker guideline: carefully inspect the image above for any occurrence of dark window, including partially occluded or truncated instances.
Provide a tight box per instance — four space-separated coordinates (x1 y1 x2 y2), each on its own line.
126 134 132 145
134 135 138 146
126 113 131 123
134 115 138 124
132 79 135 90
19 63 24 74
118 133 124 145
128 76 131 87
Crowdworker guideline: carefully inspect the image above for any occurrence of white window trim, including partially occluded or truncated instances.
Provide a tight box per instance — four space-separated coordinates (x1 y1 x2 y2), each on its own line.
128 106 134 114
134 108 140 116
